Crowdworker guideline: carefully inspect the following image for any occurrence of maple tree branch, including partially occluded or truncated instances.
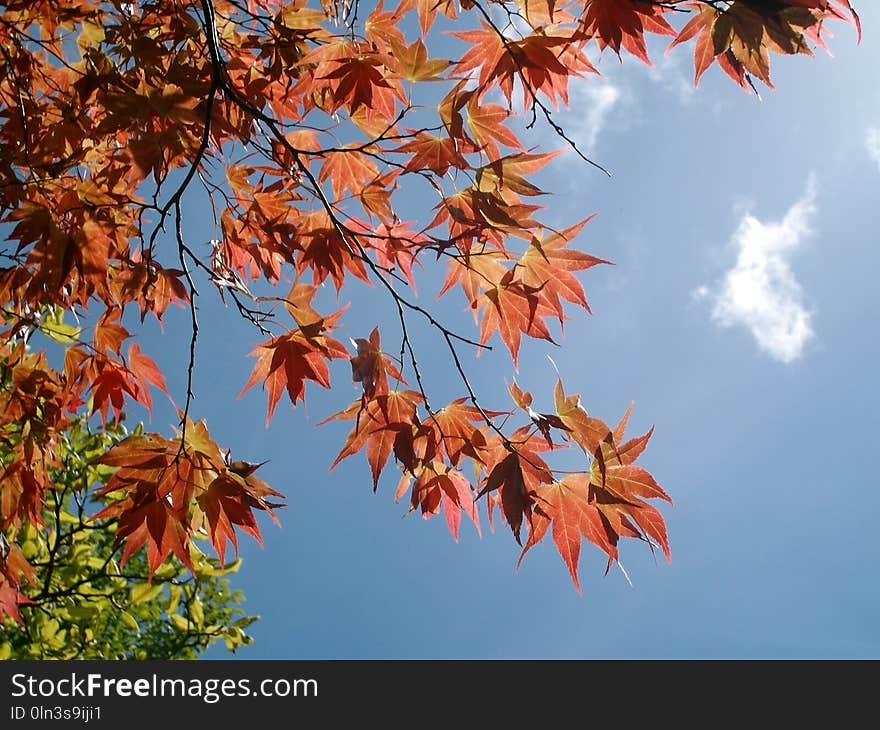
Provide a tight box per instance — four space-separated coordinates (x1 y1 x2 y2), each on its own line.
636 0 694 11
130 0 226 445
37 478 67 599
174 201 199 443
310 111 429 154
193 0 506 447
393 298 433 414
440 329 512 447
197 0 485 345
347 0 361 39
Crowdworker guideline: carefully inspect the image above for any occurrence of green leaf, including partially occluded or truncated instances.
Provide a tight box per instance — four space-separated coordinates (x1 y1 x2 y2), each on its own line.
130 583 163 604
167 585 182 615
232 615 259 629
120 611 140 634
169 613 191 631
42 307 82 345
190 597 204 627
68 605 100 620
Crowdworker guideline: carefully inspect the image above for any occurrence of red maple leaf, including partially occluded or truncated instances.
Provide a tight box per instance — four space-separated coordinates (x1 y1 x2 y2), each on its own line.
477 270 556 367
519 217 610 322
197 472 283 565
322 389 425 489
349 326 405 399
239 310 350 425
581 0 675 64
522 475 619 593
396 461 481 541
477 429 555 545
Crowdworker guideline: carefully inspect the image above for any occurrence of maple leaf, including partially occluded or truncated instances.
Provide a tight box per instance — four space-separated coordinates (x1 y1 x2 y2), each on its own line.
364 221 424 289
82 347 167 424
318 147 380 200
89 359 139 424
0 577 35 625
0 540 37 623
116 492 194 574
93 423 283 574
476 270 556 367
514 399 670 590
94 437 199 573
477 151 561 198
125 343 169 417
581 0 675 64
0 575 30 626
508 382 568 447
553 378 612 455
395 132 470 175
466 98 524 159
430 399 495 467
429 185 542 252
321 390 424 489
477 430 554 545
524 475 619 593
109 258 190 325
480 452 529 544
365 4 407 47
282 281 325 328
454 25 597 109
349 326 405 399
0 463 47 530
508 381 533 411
319 54 405 119
358 175 398 222
438 246 510 307
394 0 458 36
389 38 452 82
296 211 371 291
589 405 671 562
93 309 131 355
239 309 350 425
395 461 481 541
197 472 283 565
518 218 610 321
451 24 508 92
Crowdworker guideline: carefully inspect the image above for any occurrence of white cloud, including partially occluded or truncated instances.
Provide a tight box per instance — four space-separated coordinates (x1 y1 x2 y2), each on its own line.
563 77 621 156
645 52 695 104
698 179 818 364
867 128 880 170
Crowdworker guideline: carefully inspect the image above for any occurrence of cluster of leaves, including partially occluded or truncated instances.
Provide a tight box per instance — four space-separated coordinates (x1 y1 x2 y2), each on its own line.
0 0 859 627
1 415 257 659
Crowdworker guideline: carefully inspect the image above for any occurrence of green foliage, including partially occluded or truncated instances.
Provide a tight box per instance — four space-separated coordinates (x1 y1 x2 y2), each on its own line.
0 417 257 659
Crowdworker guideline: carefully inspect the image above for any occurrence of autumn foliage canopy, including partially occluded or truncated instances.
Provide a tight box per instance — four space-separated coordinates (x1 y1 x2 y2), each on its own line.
0 0 859 624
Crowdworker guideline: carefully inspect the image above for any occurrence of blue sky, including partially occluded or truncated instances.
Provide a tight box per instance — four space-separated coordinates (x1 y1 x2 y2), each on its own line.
129 6 880 659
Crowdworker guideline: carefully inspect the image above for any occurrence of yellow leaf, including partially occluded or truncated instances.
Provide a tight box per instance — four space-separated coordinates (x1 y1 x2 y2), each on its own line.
80 18 105 46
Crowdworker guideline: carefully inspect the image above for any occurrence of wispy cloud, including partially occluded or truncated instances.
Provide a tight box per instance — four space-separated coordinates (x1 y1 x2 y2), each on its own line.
646 51 695 104
867 128 880 170
559 77 621 156
695 179 818 364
